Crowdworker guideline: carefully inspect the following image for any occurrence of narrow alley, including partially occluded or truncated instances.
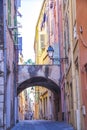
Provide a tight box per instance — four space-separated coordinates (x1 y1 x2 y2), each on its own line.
0 0 87 130
11 120 74 130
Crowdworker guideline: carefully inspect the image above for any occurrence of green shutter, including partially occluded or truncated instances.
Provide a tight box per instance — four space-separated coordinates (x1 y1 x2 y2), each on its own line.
14 16 17 44
8 0 11 26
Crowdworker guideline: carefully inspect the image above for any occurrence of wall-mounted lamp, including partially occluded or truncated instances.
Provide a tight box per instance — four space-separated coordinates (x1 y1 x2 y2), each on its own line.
47 45 68 63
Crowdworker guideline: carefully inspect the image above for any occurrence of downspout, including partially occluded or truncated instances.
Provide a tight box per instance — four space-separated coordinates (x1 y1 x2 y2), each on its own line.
3 0 7 129
14 1 18 124
56 0 62 80
57 0 62 121
57 0 61 81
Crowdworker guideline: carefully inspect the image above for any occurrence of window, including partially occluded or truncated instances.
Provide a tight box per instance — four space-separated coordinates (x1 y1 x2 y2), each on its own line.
66 16 70 51
63 0 67 9
40 34 45 49
70 82 73 109
0 0 3 17
64 15 70 59
8 0 11 26
14 16 18 45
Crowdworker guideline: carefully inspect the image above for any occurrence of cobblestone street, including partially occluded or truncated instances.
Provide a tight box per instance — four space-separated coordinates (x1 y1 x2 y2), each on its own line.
11 120 74 130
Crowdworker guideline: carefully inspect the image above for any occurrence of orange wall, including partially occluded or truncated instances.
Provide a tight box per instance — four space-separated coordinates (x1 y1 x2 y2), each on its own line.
76 0 87 129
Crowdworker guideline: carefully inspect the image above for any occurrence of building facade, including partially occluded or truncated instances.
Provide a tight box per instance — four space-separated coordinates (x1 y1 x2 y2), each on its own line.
75 0 87 129
61 0 87 130
18 91 25 120
34 0 50 120
0 0 20 129
34 0 61 121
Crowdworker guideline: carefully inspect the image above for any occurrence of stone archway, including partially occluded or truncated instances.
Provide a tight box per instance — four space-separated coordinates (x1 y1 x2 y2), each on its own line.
17 65 60 93
17 65 62 121
17 76 61 121
17 76 60 95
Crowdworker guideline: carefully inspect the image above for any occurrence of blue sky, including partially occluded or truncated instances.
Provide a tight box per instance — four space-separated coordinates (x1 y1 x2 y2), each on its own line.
18 0 44 62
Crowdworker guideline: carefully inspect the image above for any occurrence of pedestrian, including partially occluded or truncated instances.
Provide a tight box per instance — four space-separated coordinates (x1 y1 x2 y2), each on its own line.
24 110 29 120
30 111 34 120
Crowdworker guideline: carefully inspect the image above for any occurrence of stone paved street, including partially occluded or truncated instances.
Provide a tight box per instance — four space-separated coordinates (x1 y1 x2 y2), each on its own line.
11 120 74 130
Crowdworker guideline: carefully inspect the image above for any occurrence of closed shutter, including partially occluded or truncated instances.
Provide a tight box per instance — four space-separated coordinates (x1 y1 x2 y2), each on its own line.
40 34 45 49
8 0 11 26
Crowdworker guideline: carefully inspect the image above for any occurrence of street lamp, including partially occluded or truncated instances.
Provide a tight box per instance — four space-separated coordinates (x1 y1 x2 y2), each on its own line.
47 45 54 58
47 45 68 63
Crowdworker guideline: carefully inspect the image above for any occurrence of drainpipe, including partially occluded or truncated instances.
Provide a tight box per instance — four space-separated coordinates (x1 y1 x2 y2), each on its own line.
56 0 62 80
13 4 19 124
57 0 62 121
3 0 7 129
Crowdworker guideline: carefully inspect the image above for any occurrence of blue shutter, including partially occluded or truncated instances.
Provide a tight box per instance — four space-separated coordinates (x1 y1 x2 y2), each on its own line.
18 37 22 51
15 0 21 8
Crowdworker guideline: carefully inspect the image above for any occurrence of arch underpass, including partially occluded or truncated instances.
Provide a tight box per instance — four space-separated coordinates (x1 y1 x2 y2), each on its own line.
17 65 60 95
17 76 60 95
17 65 61 121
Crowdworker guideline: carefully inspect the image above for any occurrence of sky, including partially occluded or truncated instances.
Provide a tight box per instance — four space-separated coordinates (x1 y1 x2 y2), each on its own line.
18 0 44 62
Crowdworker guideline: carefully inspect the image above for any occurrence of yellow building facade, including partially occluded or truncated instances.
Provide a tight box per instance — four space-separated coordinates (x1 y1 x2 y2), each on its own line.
34 0 59 120
18 91 25 120
34 0 50 120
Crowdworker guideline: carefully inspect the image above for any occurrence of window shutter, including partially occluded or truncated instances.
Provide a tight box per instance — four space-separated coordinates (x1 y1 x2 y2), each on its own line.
8 0 11 26
40 34 45 49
